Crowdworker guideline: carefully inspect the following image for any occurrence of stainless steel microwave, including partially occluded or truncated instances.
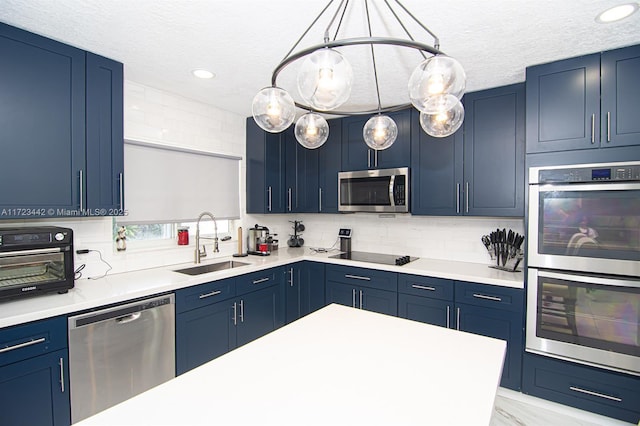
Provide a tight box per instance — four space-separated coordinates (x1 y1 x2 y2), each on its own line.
338 167 409 213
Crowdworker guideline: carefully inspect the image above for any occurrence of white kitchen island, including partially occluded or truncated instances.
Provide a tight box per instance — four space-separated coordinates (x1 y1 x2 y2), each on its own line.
76 304 506 426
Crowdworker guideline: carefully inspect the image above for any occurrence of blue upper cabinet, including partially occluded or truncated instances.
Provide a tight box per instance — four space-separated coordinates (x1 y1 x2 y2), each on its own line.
526 44 640 153
341 109 411 171
246 118 285 213
464 83 525 217
600 44 640 148
0 22 124 219
317 118 342 213
284 127 319 213
412 83 525 217
0 22 86 218
86 53 124 213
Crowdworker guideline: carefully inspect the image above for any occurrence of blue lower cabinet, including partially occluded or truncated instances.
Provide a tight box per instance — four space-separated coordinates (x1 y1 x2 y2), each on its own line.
398 293 452 328
325 281 398 316
522 352 640 424
176 300 236 375
285 262 326 324
176 269 285 375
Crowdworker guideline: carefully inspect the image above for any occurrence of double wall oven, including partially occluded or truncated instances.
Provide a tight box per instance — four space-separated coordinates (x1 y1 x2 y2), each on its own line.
526 161 640 376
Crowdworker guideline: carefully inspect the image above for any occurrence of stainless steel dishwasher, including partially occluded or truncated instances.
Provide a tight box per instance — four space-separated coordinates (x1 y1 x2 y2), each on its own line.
68 293 175 423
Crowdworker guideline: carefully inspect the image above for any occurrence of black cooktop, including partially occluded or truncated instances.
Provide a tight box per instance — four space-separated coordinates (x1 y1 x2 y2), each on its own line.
329 251 418 266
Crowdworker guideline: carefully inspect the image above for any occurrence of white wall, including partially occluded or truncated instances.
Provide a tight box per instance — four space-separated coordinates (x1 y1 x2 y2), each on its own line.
3 82 523 278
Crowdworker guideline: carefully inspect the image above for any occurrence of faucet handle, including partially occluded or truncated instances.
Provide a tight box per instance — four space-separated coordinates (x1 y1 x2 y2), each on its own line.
214 237 220 253
199 245 207 258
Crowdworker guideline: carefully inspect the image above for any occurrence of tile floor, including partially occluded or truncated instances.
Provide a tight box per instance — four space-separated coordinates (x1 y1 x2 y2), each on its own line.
491 388 636 426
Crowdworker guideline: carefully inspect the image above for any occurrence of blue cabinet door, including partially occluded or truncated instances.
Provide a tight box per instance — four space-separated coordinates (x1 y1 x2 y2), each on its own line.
236 283 285 347
0 22 86 218
463 83 525 217
457 303 523 391
317 118 342 213
398 293 452 328
246 118 285 213
285 262 326 323
284 128 319 212
410 109 463 215
360 286 397 316
526 54 601 153
85 53 124 214
601 44 640 148
325 281 357 308
0 349 70 426
341 109 411 171
175 301 236 375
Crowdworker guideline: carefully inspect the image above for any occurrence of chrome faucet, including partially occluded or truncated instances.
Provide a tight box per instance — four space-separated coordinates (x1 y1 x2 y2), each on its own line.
195 211 219 263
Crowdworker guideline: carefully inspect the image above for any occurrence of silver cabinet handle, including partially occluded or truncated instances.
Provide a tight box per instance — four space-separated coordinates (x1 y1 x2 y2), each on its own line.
0 337 46 354
252 277 270 285
199 290 222 299
239 299 244 323
119 172 124 209
367 150 371 168
288 268 294 287
359 290 363 309
374 150 378 168
456 307 460 330
446 306 450 329
267 186 272 212
456 183 460 214
465 181 469 213
232 302 237 326
473 293 502 302
59 357 65 393
591 113 596 144
606 111 611 142
319 188 322 212
411 284 436 291
569 386 622 402
79 169 85 211
288 187 292 211
344 274 371 281
352 288 356 308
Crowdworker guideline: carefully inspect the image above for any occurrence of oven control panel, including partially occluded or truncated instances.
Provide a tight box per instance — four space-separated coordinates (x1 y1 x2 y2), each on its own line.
538 164 640 183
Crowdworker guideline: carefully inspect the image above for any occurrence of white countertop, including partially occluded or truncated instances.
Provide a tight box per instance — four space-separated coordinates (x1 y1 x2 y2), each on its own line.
0 248 523 329
76 303 507 426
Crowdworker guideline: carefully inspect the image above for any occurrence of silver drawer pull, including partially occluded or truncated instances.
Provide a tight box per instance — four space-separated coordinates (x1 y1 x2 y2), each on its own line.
569 386 622 402
344 274 371 281
199 290 222 299
0 337 46 353
472 293 502 302
252 277 270 284
412 284 436 291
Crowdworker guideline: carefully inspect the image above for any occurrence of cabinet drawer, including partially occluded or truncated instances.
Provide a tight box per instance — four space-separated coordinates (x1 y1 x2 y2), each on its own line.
454 281 523 312
0 316 67 367
176 278 236 314
523 354 640 423
398 274 453 300
236 267 282 296
326 265 397 292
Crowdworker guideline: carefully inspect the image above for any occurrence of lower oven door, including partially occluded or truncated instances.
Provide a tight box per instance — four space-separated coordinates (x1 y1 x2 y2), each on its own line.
526 268 640 376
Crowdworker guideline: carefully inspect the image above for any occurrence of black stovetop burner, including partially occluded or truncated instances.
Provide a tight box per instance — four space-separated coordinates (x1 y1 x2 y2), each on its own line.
329 251 418 266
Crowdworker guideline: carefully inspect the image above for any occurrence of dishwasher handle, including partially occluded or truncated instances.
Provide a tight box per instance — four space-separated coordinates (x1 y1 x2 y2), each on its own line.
69 294 175 329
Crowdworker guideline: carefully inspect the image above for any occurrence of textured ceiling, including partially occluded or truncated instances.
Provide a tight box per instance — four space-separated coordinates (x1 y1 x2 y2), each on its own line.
1 0 639 118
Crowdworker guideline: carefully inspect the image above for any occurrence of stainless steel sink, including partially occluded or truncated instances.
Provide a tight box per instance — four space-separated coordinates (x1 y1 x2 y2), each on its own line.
174 260 250 275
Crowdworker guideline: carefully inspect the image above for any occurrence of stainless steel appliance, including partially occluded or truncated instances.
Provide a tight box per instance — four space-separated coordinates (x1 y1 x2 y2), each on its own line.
329 251 417 266
247 224 271 255
0 226 74 301
338 167 409 213
526 161 640 375
338 228 352 253
68 294 176 423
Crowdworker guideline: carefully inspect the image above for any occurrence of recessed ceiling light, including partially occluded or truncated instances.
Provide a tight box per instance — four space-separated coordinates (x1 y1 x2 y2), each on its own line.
192 69 215 79
595 3 639 23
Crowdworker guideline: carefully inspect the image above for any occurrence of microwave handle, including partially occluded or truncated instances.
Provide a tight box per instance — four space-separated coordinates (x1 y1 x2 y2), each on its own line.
0 247 63 258
389 175 396 206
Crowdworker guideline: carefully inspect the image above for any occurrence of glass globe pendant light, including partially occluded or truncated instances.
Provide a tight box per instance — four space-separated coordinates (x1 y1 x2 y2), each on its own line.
363 114 398 150
419 97 465 138
408 55 466 113
297 48 353 111
251 86 296 133
294 112 329 149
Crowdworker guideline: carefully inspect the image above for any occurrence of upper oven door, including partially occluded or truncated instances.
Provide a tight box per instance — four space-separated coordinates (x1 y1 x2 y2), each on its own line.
528 181 640 276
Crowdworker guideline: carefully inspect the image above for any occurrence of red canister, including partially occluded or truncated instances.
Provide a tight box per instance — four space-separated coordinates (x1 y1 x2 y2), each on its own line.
178 227 189 245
